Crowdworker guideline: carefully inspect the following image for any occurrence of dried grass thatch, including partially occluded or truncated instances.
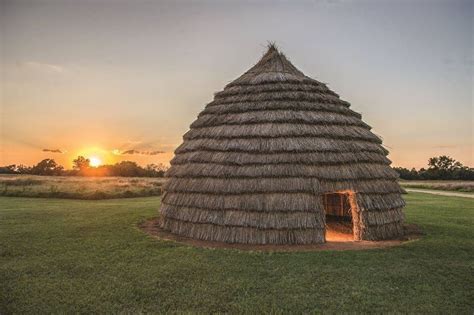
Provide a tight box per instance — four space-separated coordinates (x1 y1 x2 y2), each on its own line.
160 44 405 244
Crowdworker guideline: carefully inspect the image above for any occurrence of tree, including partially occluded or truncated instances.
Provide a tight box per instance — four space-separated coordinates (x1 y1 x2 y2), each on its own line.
425 156 469 179
428 155 464 171
393 167 413 180
0 165 17 174
145 163 167 177
17 164 32 174
30 159 64 176
73 156 90 170
393 156 473 180
112 161 143 177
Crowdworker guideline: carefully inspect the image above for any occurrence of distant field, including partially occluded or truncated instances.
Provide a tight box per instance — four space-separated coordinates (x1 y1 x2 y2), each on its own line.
399 180 474 193
1 193 473 313
0 175 165 199
2 175 472 199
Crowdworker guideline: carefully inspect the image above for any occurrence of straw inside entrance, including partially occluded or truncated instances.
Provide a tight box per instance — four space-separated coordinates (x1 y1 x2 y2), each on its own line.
324 192 355 241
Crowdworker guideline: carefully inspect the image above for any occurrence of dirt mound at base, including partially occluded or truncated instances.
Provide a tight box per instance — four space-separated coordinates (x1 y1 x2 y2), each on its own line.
139 218 422 252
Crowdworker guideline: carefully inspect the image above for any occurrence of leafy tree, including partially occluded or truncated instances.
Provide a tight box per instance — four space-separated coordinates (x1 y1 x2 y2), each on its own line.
30 159 64 176
393 167 412 180
393 156 473 180
145 163 167 177
0 165 17 174
17 164 32 174
428 155 464 171
73 156 90 170
112 161 143 177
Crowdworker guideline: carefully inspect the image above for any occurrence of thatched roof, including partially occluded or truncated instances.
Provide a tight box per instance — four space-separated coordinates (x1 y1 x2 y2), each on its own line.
160 45 405 244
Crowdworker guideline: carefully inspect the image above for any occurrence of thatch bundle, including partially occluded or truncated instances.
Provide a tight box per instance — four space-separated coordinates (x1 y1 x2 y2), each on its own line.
160 45 405 244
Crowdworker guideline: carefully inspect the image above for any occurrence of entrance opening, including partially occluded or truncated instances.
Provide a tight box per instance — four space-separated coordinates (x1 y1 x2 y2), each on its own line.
323 193 354 241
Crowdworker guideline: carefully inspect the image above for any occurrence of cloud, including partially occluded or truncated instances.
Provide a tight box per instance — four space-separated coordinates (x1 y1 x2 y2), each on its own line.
42 148 64 153
112 139 173 156
316 0 353 6
119 149 164 156
19 61 65 73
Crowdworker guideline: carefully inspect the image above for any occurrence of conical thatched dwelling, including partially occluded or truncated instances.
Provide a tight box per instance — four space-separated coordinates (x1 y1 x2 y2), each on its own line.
160 45 405 245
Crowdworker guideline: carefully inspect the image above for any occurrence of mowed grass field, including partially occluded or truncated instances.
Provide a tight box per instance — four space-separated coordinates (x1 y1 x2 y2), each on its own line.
0 175 165 199
1 193 473 313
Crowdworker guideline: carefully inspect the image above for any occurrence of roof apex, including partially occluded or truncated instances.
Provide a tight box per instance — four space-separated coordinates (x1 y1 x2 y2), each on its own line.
227 44 310 86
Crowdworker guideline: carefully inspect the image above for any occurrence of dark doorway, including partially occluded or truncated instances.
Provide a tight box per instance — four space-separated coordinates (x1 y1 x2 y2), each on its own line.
323 193 353 238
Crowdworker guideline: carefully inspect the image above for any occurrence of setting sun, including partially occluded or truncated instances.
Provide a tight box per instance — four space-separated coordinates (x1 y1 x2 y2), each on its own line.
89 156 102 167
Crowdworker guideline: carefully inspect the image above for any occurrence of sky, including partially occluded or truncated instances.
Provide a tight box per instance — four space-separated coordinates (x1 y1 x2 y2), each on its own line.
1 0 472 169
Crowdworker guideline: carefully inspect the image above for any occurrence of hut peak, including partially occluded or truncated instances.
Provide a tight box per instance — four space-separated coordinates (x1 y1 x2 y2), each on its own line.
250 44 304 75
227 44 308 86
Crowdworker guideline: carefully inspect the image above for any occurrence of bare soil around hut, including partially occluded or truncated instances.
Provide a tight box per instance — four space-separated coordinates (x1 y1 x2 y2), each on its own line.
140 218 423 252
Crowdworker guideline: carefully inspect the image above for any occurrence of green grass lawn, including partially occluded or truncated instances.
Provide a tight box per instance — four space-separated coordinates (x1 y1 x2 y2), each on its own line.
1 193 473 313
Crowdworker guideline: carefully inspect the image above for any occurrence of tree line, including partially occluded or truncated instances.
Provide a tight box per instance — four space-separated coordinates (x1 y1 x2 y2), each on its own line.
0 155 472 180
0 156 168 177
393 156 473 180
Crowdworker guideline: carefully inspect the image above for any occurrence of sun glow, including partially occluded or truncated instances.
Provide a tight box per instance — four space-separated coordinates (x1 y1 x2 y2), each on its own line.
89 156 102 167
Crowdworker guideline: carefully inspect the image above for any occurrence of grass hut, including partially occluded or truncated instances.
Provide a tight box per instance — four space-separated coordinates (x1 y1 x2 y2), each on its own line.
160 45 405 244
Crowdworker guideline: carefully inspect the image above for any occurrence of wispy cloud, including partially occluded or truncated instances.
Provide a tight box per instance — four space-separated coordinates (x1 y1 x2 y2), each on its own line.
19 61 65 74
317 0 353 6
112 138 174 156
117 149 164 156
42 148 64 153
